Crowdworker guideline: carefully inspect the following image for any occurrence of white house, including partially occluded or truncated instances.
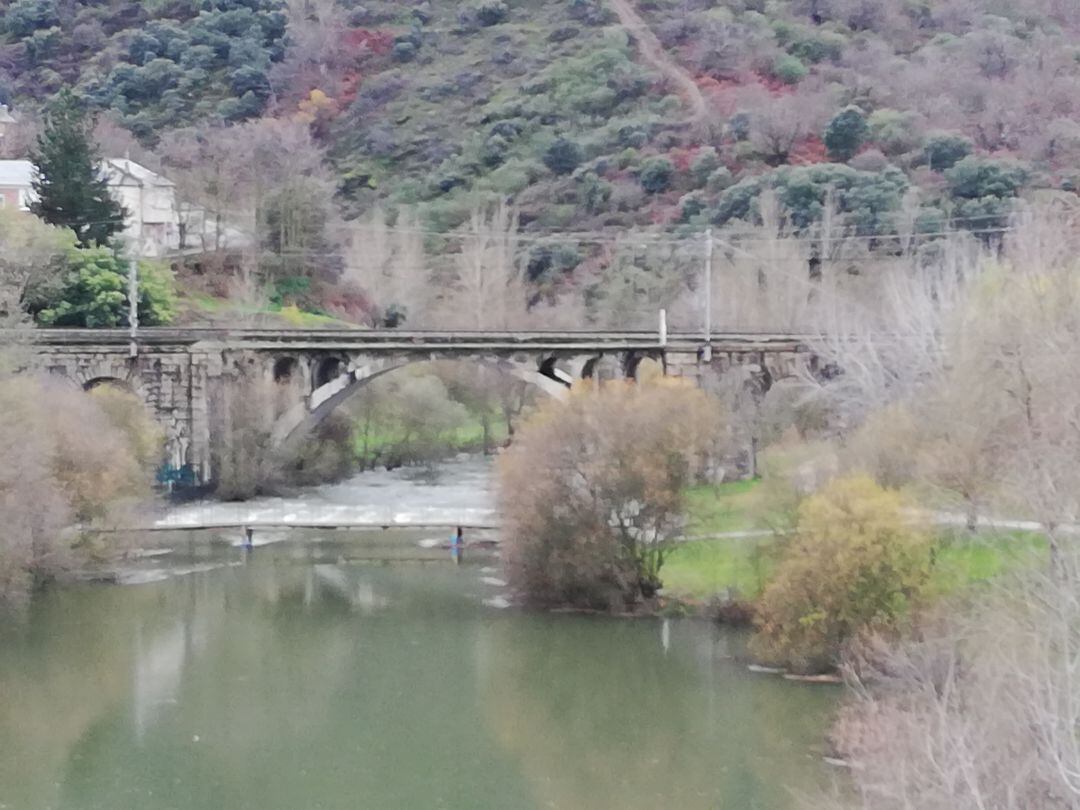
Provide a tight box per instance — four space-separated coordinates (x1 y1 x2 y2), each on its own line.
0 157 250 257
0 159 33 211
100 158 183 257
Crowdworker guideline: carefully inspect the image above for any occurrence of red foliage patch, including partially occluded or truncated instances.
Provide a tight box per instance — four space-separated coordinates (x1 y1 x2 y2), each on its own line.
343 28 394 56
668 146 701 173
695 75 742 95
322 288 375 323
789 135 828 165
694 76 740 117
649 198 681 226
339 70 363 107
754 73 798 96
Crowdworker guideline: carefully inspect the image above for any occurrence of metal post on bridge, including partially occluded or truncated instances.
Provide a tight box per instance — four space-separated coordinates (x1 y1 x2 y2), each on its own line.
128 256 139 358
703 228 713 363
128 181 145 359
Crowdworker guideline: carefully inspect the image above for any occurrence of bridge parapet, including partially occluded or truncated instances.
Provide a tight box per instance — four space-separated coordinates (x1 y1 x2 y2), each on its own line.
12 328 816 484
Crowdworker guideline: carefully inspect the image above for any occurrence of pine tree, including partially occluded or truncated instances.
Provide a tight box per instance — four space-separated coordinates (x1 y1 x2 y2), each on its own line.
30 90 127 248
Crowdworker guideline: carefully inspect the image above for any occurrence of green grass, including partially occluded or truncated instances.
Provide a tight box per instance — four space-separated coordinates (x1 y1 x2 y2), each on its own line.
353 413 509 465
176 290 356 329
275 305 350 329
683 478 767 535
665 478 779 600
662 536 776 601
926 530 1048 595
661 526 1051 602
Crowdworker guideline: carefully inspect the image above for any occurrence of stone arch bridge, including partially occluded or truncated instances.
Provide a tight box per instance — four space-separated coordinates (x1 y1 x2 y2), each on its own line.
17 329 813 484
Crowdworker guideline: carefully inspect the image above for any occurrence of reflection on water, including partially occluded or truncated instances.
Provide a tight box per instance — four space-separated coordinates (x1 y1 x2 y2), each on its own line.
0 550 836 810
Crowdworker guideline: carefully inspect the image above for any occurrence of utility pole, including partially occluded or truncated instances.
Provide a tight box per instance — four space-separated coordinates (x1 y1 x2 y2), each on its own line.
129 175 143 358
703 228 714 362
128 256 138 358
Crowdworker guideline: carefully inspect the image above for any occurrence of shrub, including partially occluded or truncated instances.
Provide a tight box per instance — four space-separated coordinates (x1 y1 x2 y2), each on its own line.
0 374 159 606
824 105 869 161
4 0 59 38
472 1 508 26
679 191 707 222
690 146 721 186
89 385 166 474
499 381 727 610
542 137 584 175
575 170 612 214
350 372 471 470
952 195 1017 230
848 148 889 172
924 132 973 172
526 243 582 283
711 164 908 234
751 476 933 673
728 112 752 141
391 40 417 62
616 147 639 169
771 53 808 85
789 30 846 63
867 108 923 157
616 123 650 148
638 156 675 194
481 160 534 195
705 166 735 194
945 156 1028 200
33 249 176 328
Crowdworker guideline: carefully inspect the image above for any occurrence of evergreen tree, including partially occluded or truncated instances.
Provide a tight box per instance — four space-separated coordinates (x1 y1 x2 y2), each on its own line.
30 91 127 248
824 105 869 162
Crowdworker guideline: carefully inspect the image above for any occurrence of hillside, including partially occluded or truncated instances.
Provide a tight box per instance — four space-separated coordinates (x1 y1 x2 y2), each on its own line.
4 0 1080 326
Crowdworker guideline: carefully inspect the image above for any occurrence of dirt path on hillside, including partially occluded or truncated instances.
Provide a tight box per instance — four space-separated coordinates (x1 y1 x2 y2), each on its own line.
606 0 708 124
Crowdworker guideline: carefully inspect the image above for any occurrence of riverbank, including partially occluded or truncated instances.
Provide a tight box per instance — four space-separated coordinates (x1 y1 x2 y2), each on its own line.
664 479 1050 603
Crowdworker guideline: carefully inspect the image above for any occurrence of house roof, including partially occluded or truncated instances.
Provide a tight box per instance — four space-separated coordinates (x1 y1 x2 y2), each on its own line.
0 158 176 191
0 159 33 187
102 158 175 188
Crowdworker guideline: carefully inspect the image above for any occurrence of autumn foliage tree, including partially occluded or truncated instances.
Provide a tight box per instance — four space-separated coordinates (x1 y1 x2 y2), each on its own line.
0 374 162 607
498 379 727 611
752 476 933 673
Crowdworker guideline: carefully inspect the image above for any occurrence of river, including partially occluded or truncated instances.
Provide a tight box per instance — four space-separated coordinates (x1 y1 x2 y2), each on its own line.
0 460 838 810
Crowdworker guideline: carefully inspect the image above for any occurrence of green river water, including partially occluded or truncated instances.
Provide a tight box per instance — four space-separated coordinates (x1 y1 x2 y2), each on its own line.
0 537 837 810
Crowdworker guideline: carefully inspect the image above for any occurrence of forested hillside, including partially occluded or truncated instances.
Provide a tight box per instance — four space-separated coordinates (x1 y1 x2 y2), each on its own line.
3 0 1080 326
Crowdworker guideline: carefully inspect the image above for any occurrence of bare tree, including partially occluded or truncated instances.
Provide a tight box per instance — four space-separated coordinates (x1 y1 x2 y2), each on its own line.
160 119 343 284
338 206 431 326
829 551 1080 810
273 0 351 106
444 200 527 330
748 91 829 166
209 374 283 501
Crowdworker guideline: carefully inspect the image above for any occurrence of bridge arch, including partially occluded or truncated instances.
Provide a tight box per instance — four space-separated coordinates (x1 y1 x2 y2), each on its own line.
55 358 149 402
313 355 347 389
270 353 604 455
83 376 136 393
272 356 299 384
